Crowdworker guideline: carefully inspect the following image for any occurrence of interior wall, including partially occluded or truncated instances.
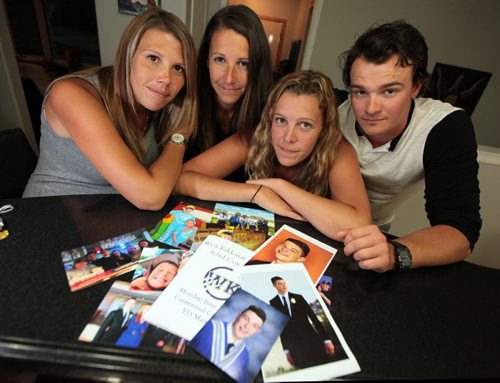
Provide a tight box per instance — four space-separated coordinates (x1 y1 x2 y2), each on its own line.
0 1 38 152
307 0 500 149
391 150 500 269
471 149 500 269
94 0 189 66
228 0 310 69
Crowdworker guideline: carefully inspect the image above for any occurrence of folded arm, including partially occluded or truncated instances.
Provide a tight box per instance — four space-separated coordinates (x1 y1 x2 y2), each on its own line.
340 111 481 272
248 139 371 240
340 224 471 272
174 134 303 220
174 134 252 201
46 78 186 210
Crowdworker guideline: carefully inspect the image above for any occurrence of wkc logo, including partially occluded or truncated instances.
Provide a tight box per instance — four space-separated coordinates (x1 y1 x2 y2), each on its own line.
203 266 241 300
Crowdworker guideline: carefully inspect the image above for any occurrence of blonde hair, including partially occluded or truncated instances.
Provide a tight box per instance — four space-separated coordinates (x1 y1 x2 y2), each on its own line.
98 8 197 164
246 70 341 196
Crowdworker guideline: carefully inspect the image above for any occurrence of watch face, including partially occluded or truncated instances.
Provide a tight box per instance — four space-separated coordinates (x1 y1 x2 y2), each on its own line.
170 133 185 144
392 241 412 271
397 247 412 270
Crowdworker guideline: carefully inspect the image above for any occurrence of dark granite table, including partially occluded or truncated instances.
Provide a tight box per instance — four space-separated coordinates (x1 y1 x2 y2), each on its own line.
0 194 499 381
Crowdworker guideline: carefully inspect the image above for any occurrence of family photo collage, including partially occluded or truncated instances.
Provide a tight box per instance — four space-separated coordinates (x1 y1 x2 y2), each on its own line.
63 202 360 382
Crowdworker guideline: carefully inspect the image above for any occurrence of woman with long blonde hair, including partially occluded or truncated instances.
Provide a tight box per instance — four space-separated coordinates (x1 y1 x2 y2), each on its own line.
23 9 197 210
176 70 370 240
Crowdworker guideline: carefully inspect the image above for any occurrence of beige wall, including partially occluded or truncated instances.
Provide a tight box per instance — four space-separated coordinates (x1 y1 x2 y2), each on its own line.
94 0 189 66
228 0 310 70
391 149 500 269
469 154 500 268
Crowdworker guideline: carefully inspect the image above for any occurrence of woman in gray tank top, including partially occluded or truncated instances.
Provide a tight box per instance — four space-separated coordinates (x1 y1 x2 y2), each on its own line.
23 8 197 210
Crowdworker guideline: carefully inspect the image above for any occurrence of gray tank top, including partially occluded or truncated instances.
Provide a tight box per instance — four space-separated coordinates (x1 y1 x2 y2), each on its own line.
23 69 160 198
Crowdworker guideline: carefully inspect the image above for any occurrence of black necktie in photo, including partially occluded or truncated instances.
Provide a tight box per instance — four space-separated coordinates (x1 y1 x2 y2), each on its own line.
282 296 290 315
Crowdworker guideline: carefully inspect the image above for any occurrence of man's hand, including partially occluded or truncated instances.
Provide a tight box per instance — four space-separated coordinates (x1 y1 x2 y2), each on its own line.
338 225 396 272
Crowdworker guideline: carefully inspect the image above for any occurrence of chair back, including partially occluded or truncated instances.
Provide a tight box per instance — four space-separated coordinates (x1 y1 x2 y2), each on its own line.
0 129 37 198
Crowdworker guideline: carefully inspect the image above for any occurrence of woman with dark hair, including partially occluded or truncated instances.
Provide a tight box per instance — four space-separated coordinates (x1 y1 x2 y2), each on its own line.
23 9 197 210
185 4 273 181
176 70 370 241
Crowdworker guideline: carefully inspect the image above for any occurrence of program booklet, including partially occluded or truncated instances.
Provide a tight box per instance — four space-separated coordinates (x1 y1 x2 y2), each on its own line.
240 263 360 381
144 235 254 340
62 228 154 292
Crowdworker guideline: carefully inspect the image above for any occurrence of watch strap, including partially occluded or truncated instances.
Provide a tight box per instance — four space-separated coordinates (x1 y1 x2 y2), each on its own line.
390 240 412 271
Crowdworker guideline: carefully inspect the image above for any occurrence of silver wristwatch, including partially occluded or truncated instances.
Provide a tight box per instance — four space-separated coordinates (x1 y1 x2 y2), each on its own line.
169 133 186 146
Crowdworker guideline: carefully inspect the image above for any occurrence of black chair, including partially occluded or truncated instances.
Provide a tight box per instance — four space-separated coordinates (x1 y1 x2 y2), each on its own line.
0 129 38 198
18 61 51 147
21 77 43 144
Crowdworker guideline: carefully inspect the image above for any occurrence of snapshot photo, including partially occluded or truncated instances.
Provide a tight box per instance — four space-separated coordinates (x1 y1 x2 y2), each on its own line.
202 202 275 251
62 228 152 292
189 288 288 383
240 263 360 381
145 202 212 250
79 280 186 354
118 0 159 16
130 248 189 292
315 273 333 309
245 225 337 284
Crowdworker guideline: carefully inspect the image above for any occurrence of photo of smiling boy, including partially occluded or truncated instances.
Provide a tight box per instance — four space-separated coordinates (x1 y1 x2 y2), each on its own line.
246 225 336 284
189 289 287 383
274 238 310 263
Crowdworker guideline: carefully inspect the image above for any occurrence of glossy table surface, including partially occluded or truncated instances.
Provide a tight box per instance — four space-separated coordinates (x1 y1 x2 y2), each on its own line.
0 194 499 381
